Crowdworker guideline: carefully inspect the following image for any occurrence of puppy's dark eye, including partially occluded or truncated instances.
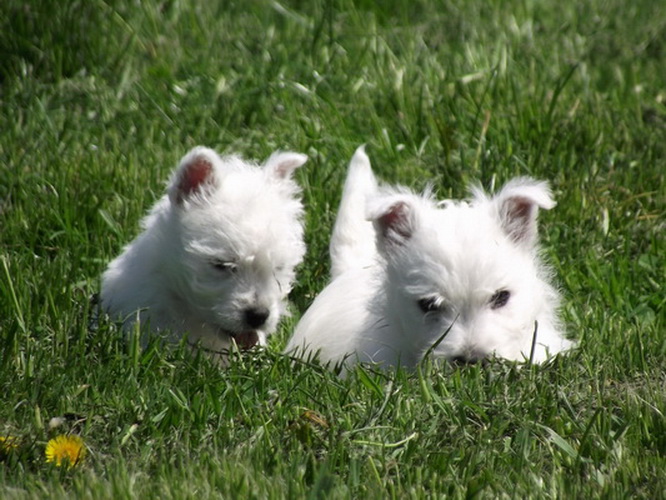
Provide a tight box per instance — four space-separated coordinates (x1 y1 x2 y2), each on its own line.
211 259 237 273
418 297 441 314
490 289 511 309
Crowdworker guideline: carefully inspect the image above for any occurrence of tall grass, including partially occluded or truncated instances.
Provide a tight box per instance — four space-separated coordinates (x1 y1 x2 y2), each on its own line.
1 0 664 497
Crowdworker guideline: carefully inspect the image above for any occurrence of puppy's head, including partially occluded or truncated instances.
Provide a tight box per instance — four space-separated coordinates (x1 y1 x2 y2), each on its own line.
165 146 308 347
368 178 561 364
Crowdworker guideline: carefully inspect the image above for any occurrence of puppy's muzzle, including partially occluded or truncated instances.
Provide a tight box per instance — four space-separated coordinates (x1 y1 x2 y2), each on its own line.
450 349 488 366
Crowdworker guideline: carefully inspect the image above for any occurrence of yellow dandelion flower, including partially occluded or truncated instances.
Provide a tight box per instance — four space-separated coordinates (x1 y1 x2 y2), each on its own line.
45 434 86 468
0 435 19 455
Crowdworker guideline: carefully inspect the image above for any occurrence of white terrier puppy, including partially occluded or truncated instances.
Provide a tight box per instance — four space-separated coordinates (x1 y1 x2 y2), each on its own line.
101 146 308 362
286 146 573 370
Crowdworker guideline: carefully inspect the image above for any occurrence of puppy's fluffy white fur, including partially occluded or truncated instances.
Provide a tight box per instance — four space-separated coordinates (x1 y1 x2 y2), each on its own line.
286 146 573 370
101 146 307 363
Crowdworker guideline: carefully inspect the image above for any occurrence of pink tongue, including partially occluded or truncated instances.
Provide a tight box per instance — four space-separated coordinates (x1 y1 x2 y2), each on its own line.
234 331 259 350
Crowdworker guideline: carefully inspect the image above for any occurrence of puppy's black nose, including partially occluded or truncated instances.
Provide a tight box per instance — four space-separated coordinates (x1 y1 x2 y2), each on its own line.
450 351 486 366
244 307 270 328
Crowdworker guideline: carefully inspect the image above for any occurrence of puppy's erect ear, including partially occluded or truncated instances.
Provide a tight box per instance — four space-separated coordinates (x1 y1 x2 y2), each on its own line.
264 151 308 179
494 178 555 246
369 197 416 250
168 147 219 206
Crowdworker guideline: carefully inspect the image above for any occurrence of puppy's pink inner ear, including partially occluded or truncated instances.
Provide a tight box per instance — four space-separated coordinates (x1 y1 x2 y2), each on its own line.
177 157 214 203
265 152 308 180
377 201 412 243
502 196 536 244
273 159 300 179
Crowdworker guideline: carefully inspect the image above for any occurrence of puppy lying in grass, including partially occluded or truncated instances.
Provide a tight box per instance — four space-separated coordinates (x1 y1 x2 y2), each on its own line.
286 147 573 371
101 146 308 364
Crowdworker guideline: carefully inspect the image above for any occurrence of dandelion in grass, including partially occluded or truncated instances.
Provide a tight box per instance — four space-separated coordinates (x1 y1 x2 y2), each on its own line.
0 435 19 458
45 434 86 468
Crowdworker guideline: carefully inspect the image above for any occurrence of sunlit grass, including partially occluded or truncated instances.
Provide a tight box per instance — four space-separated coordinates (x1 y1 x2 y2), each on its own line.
0 0 664 497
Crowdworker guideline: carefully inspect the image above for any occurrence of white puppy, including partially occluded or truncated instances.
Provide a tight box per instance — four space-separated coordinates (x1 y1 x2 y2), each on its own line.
101 146 307 363
286 146 573 370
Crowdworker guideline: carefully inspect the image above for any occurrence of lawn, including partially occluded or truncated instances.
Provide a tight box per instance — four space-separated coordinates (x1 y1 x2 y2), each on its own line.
0 0 664 497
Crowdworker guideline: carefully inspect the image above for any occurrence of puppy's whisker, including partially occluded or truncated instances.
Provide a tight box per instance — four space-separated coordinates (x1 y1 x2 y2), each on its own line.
371 318 390 331
273 271 283 294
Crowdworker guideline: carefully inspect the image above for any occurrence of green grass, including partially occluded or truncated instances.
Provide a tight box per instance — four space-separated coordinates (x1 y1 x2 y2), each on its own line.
1 0 664 497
